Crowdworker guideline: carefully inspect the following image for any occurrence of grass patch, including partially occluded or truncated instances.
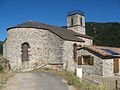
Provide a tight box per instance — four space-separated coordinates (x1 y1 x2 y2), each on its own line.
37 68 107 90
0 55 15 89
0 70 15 89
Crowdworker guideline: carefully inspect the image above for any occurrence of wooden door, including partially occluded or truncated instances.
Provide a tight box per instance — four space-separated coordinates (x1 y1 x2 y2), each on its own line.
114 58 119 73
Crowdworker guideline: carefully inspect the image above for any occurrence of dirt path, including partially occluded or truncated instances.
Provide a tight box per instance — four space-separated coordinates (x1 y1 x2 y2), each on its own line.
2 72 69 90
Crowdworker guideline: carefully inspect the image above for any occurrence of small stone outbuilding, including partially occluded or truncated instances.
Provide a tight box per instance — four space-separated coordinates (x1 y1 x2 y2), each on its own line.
77 46 120 76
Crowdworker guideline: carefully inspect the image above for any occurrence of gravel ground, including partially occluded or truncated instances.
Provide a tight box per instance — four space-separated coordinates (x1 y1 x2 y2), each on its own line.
1 71 69 90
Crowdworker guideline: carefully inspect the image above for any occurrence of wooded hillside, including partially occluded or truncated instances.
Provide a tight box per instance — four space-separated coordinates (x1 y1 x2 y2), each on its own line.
86 22 120 47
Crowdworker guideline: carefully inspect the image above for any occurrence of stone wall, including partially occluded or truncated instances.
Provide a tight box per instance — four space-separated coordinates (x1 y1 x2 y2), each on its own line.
3 40 7 59
67 14 86 35
47 31 64 63
67 26 85 35
63 41 83 72
80 37 93 46
77 49 103 76
77 49 120 76
3 27 66 71
4 28 49 71
4 26 92 72
102 59 114 76
67 14 85 27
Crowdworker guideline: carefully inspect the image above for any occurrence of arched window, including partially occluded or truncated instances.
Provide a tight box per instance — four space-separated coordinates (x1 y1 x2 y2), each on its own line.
80 17 83 26
21 42 30 63
71 18 74 26
73 43 77 62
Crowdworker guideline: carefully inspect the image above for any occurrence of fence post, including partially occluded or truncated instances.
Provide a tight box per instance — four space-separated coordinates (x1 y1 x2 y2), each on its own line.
116 80 118 90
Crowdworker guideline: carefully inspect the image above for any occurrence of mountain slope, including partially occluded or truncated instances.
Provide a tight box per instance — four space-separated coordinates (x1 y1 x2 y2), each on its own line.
86 22 120 47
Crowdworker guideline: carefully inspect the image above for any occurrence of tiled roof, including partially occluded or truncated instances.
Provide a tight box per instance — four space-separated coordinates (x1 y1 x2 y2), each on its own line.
79 46 120 58
7 21 92 42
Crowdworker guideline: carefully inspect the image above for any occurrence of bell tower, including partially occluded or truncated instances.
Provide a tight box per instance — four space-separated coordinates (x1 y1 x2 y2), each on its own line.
67 10 86 35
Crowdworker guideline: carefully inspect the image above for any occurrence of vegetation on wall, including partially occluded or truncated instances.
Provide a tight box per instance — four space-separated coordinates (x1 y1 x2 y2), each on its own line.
86 22 120 47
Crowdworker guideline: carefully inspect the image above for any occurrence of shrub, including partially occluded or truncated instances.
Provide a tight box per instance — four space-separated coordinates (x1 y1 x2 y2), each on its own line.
0 70 15 89
0 65 3 71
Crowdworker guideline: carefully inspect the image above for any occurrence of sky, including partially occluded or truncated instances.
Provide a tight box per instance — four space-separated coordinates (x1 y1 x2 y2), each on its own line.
0 0 120 41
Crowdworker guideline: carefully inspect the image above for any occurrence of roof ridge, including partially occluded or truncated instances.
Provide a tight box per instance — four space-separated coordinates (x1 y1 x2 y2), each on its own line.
7 21 92 42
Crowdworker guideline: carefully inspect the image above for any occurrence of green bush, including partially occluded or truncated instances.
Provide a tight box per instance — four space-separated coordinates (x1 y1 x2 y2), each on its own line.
0 65 3 71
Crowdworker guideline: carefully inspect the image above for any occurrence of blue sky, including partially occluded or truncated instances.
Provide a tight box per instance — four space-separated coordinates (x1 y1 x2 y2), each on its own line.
0 0 120 41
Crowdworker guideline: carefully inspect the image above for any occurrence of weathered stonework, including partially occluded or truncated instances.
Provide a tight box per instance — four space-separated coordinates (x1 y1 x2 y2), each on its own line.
77 49 103 76
63 41 83 72
3 28 65 71
77 49 120 76
67 14 85 35
3 41 7 59
102 59 114 76
67 26 85 35
3 10 118 77
47 31 64 63
3 11 94 74
80 37 93 45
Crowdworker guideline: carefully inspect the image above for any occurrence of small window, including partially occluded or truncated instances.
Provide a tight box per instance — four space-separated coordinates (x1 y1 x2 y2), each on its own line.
71 18 74 26
83 55 90 65
80 17 83 26
78 55 94 65
21 42 30 62
73 43 77 62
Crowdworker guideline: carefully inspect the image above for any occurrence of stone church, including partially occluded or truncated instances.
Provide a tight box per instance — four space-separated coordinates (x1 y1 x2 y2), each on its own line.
3 10 92 71
4 10 120 76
